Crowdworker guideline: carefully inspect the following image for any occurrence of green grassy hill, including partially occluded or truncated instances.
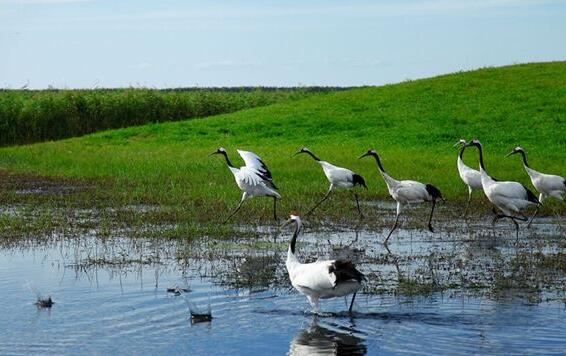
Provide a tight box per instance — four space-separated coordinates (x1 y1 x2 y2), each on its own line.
0 62 564 224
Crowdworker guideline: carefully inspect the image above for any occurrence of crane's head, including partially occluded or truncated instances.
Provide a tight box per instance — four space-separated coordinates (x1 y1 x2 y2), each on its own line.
466 138 482 149
506 146 525 157
280 213 302 230
453 139 467 147
293 147 311 156
358 149 377 159
210 147 227 156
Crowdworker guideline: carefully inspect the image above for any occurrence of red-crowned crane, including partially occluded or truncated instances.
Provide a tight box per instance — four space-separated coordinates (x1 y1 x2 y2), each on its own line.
359 149 443 244
294 147 367 217
282 214 364 314
455 139 482 216
506 146 565 227
467 139 541 238
211 148 280 223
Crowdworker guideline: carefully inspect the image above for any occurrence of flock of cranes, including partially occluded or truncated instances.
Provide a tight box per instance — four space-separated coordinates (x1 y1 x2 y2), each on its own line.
212 140 565 313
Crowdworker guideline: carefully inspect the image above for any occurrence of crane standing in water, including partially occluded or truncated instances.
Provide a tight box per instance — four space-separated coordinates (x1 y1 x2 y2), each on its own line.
282 214 364 313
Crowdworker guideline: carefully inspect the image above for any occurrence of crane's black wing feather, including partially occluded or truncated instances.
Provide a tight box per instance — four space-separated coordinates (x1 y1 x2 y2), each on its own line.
522 184 541 205
329 260 364 287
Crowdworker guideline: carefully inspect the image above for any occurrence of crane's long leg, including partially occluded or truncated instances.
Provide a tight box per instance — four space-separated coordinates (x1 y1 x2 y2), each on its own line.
306 185 333 216
511 217 520 241
223 193 247 224
526 206 539 228
307 296 320 315
492 215 499 224
494 214 526 241
349 292 357 313
384 202 401 244
463 186 472 217
273 197 278 222
354 192 363 219
527 195 543 229
427 199 437 233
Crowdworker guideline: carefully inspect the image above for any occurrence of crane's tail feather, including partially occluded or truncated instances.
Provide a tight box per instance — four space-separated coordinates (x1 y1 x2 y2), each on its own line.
352 174 367 189
425 184 443 201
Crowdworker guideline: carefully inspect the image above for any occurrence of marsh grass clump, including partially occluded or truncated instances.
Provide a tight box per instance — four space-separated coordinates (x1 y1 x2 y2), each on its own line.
226 255 279 290
395 275 444 296
534 252 566 273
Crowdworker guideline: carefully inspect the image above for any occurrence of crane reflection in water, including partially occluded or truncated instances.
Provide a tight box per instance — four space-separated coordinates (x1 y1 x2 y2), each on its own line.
289 316 367 355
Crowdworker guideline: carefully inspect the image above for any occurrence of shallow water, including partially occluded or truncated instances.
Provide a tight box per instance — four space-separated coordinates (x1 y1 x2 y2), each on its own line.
1 226 565 355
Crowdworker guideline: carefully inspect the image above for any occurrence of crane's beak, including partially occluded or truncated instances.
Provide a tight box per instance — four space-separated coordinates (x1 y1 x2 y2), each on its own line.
209 151 219 156
505 151 516 157
453 142 462 147
292 151 302 157
358 152 370 159
280 218 293 229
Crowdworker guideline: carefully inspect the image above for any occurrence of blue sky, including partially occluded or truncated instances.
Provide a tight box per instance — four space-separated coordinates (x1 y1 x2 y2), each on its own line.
1 0 565 89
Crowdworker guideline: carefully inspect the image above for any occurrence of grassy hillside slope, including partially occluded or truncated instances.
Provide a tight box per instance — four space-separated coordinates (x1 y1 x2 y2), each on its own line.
0 62 564 224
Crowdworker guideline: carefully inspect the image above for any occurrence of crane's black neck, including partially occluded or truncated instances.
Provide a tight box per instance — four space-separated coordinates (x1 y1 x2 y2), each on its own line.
220 151 234 168
458 145 466 159
371 153 387 173
518 150 530 168
475 144 486 172
289 222 300 254
304 150 320 161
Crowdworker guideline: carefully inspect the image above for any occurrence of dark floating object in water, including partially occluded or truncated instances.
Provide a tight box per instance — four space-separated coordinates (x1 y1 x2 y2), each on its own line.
167 286 190 295
187 297 212 323
190 313 213 323
35 296 54 308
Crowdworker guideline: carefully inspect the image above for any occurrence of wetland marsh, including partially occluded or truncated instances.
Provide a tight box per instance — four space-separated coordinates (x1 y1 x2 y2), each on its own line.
1 172 564 354
1 63 565 354
1 212 564 354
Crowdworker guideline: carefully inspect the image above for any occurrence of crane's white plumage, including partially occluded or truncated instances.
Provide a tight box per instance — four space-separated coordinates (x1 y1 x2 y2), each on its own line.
467 140 540 237
295 147 367 217
506 146 564 227
212 147 280 223
318 161 360 189
507 147 565 203
455 139 482 215
231 149 279 194
283 215 363 313
360 149 443 244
